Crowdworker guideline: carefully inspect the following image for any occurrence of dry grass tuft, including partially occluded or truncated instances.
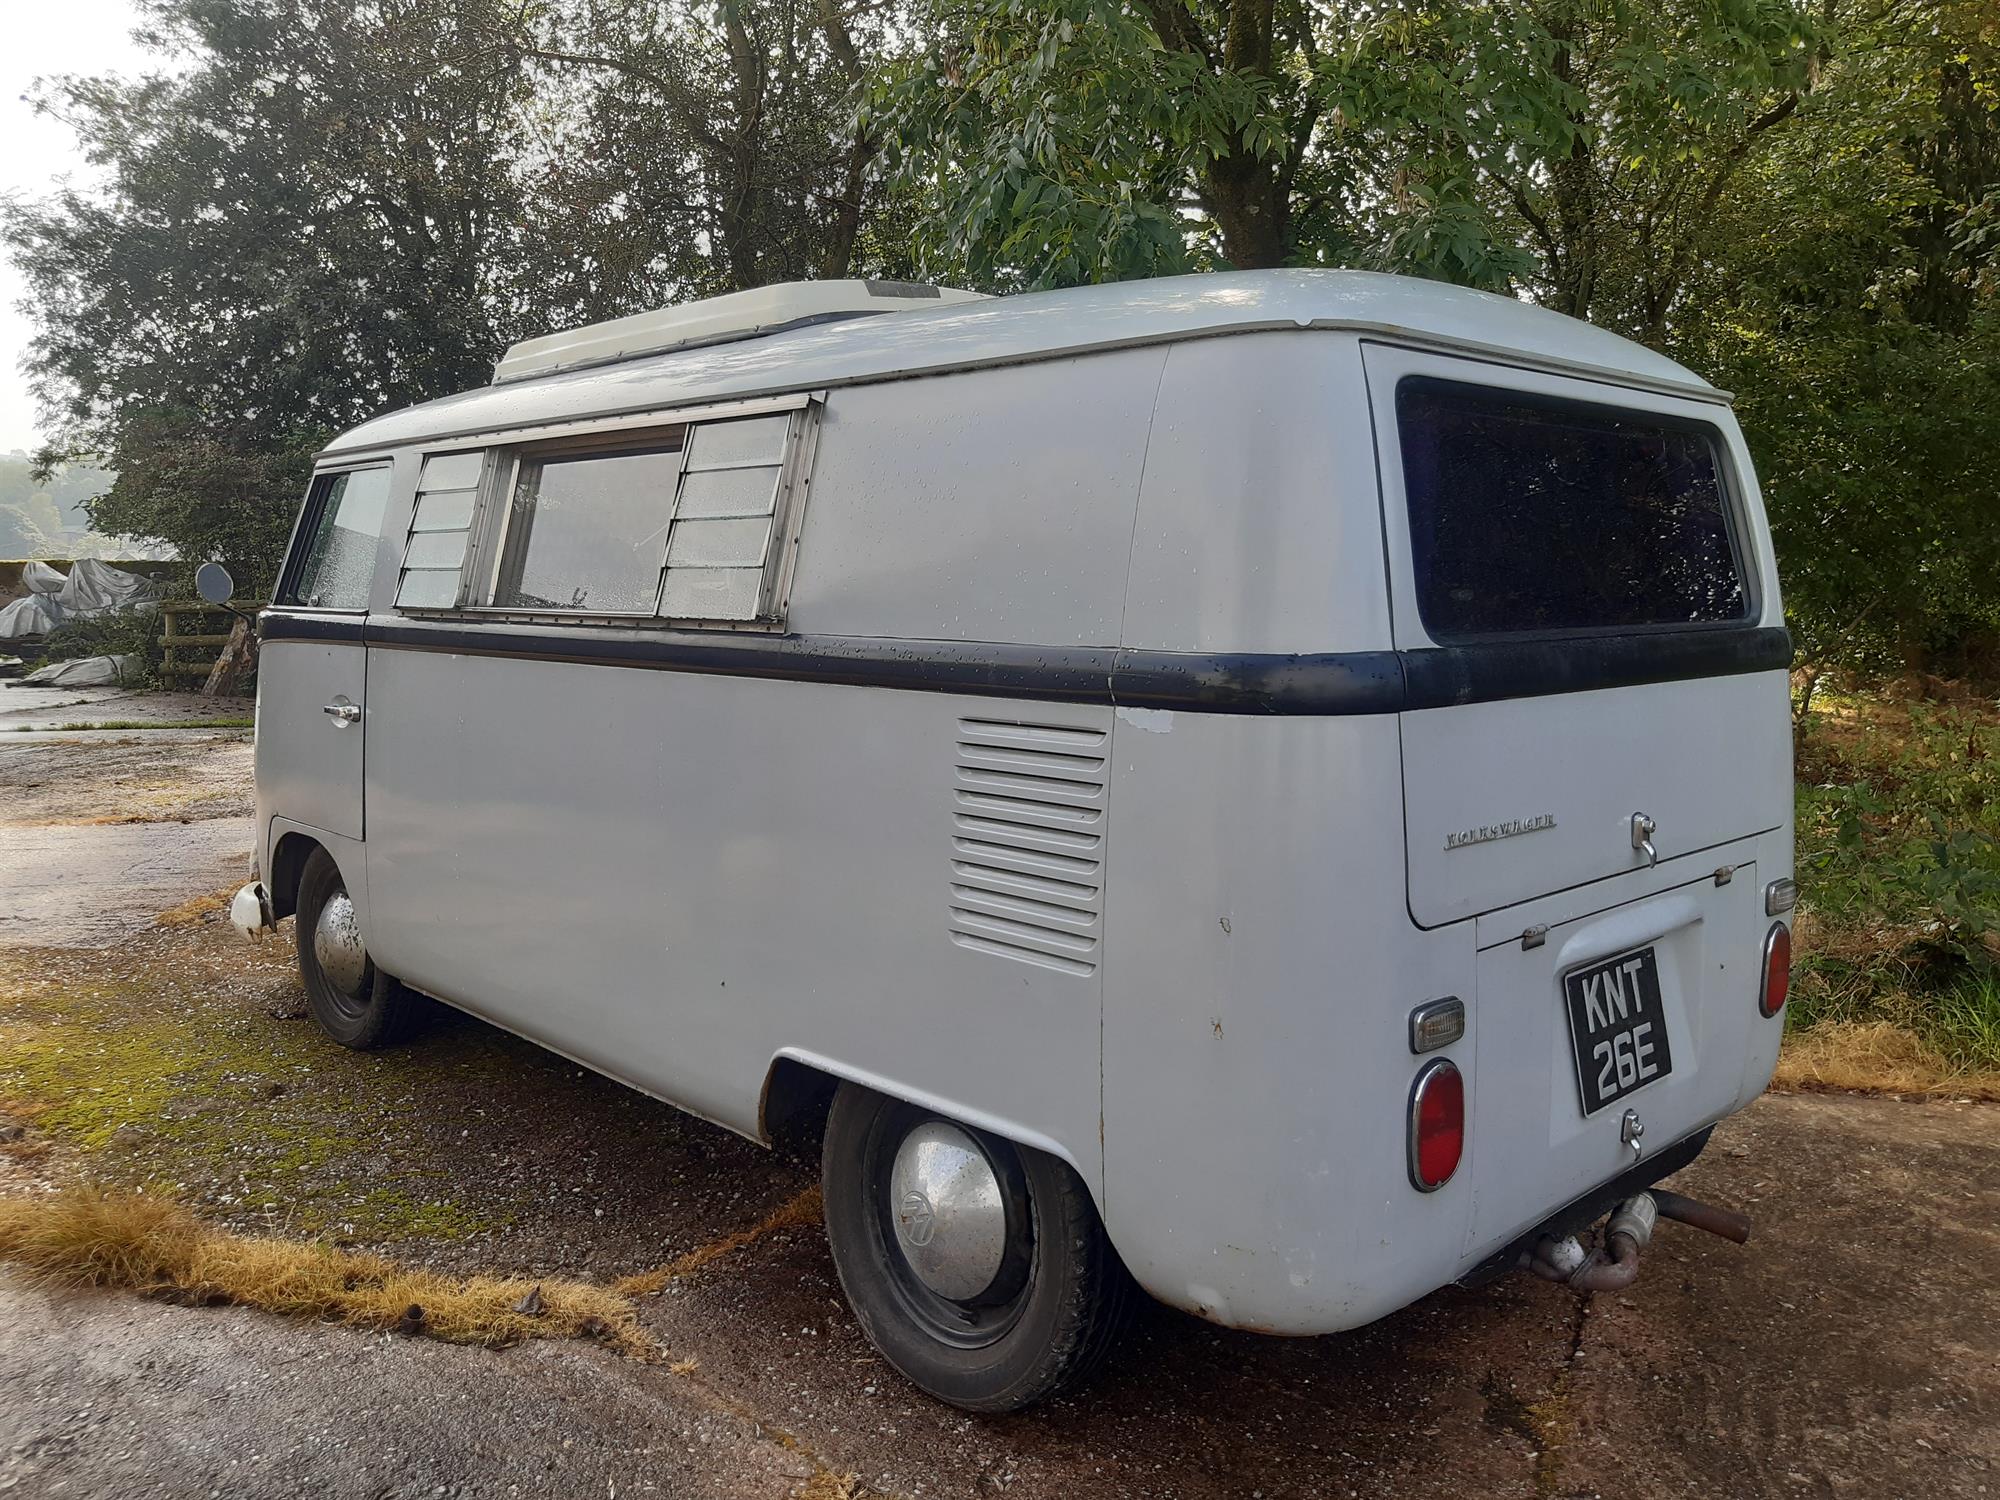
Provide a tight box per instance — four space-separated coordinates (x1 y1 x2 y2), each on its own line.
0 1187 654 1355
616 1184 823 1297
1773 1019 2000 1101
154 889 235 927
797 1472 865 1500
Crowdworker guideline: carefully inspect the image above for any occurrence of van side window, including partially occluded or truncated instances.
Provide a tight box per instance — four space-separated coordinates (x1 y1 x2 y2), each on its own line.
409 403 813 625
1396 379 1749 640
490 441 686 613
278 466 392 610
396 452 485 609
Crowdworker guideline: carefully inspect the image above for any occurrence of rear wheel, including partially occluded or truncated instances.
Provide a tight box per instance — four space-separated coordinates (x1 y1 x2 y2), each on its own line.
820 1084 1132 1412
295 847 416 1050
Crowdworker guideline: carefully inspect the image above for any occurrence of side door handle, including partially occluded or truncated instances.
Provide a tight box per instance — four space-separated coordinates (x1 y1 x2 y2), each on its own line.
323 700 362 726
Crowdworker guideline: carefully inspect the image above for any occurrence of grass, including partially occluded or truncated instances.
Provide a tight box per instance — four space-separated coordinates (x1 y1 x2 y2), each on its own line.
0 1186 650 1354
1785 680 2000 1093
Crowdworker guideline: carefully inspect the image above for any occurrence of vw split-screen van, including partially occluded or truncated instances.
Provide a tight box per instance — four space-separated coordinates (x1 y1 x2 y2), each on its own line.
226 271 1795 1411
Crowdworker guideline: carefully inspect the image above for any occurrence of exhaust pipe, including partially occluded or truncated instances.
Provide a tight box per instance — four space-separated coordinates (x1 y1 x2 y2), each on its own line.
1521 1189 1751 1292
1651 1189 1752 1245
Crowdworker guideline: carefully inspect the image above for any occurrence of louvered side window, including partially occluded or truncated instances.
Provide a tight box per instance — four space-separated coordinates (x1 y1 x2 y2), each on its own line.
661 412 797 623
396 451 485 610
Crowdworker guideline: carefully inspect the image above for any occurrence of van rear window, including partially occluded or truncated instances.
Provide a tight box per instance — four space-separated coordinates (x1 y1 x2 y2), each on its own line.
1396 379 1749 639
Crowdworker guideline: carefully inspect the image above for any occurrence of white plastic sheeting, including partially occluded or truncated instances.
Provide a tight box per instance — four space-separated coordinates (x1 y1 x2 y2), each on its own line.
21 561 66 594
57 558 165 617
0 594 64 639
17 653 144 687
0 560 165 640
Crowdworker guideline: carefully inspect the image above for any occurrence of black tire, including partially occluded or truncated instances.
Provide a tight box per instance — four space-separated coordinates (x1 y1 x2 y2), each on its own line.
821 1084 1133 1412
295 847 417 1050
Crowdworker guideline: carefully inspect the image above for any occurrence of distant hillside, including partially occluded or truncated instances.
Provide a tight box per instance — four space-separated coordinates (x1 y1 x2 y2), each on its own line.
0 454 165 560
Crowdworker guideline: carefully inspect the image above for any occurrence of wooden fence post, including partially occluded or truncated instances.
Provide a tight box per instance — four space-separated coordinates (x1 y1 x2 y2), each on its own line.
156 601 236 688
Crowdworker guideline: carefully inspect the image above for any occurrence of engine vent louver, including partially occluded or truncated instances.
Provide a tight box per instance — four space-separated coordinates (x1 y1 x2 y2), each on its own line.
948 715 1109 977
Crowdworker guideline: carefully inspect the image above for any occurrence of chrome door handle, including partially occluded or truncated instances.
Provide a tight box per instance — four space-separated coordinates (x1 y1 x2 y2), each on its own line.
323 701 361 726
1631 811 1658 867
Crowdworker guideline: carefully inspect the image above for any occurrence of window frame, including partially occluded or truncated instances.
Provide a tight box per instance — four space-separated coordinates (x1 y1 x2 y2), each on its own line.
1386 368 1760 648
395 391 820 632
274 459 397 613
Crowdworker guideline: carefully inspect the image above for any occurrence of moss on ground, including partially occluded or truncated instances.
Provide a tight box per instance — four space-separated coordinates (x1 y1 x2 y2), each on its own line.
0 940 515 1244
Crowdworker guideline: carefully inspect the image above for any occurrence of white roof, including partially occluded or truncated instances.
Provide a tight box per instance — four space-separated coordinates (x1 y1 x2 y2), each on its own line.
492 279 991 383
326 270 1721 456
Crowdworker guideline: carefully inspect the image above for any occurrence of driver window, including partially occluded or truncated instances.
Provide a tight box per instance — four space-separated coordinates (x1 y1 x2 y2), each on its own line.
280 467 392 610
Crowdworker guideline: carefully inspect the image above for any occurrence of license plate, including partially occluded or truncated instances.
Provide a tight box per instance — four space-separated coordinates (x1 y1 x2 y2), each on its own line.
1564 946 1674 1116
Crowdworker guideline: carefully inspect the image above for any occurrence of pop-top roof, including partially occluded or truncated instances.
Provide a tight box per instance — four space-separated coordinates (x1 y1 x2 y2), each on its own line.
493 280 990 383
326 271 1724 457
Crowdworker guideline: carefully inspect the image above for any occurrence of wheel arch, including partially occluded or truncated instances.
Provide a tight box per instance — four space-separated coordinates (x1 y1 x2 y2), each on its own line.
757 1048 1094 1190
267 829 324 921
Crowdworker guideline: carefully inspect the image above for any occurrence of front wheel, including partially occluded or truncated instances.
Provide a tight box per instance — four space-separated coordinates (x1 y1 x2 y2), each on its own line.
820 1084 1133 1412
295 847 417 1050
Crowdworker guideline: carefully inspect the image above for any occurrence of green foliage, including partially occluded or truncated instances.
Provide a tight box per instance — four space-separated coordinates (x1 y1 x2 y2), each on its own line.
508 0 924 316
1793 690 2000 1065
1680 0 2000 676
5 0 551 594
872 0 1819 293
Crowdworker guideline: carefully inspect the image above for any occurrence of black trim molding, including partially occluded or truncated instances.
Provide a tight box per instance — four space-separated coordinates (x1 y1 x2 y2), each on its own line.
1400 626 1792 710
260 612 1790 717
261 611 367 644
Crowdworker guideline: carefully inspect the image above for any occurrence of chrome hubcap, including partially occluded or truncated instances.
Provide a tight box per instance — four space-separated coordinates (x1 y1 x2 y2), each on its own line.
888 1122 1007 1301
312 891 369 997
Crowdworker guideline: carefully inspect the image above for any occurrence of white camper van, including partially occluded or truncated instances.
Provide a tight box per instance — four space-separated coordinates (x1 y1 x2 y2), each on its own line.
227 271 1795 1412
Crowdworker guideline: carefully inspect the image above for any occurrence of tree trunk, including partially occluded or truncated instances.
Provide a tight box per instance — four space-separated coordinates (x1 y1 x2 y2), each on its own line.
1202 153 1292 268
202 614 258 699
819 127 873 280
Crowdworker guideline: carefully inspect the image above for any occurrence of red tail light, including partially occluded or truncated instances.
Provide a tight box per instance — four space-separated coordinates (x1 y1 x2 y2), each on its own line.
1407 1059 1464 1191
1759 922 1791 1018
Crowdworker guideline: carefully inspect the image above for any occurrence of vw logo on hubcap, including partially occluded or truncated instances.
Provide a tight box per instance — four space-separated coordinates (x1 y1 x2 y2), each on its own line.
898 1189 937 1247
887 1121 1008 1301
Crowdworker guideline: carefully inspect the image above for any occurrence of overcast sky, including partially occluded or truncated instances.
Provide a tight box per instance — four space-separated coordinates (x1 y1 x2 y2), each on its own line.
2 0 161 458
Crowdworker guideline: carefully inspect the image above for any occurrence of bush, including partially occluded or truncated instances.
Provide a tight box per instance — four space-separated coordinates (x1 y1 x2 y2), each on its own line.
1793 686 2000 1073
33 605 167 687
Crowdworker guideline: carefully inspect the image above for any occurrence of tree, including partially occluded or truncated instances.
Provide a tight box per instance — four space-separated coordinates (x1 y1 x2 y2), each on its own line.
5 0 547 589
1680 0 2000 675
872 0 1818 291
490 0 925 324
